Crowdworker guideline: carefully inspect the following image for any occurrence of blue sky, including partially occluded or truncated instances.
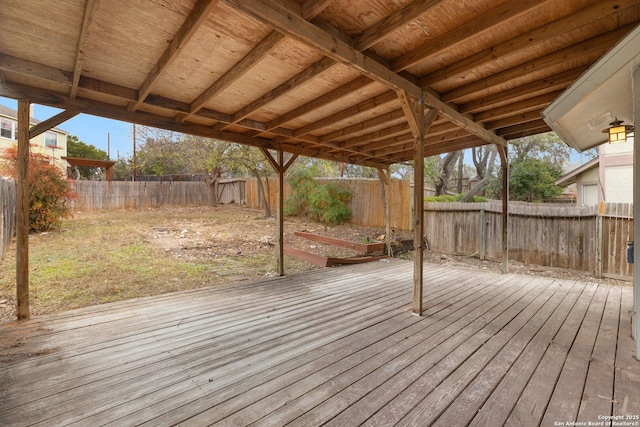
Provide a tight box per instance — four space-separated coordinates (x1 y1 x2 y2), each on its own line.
0 96 133 160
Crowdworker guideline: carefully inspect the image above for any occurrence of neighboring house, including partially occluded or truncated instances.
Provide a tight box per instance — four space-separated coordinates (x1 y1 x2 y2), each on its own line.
556 138 634 206
0 105 69 172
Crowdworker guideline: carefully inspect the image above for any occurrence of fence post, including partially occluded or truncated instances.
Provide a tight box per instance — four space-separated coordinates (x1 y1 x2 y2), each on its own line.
595 212 603 278
480 208 486 260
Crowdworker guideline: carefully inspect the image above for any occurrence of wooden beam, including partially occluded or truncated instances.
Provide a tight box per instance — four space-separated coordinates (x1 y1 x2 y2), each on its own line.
70 0 99 98
227 0 423 98
301 0 333 19
354 0 446 50
224 56 337 127
484 110 544 131
261 75 372 133
420 0 639 88
16 99 30 320
459 67 587 114
318 109 406 143
129 0 221 111
441 26 633 104
295 90 397 138
178 31 286 121
473 91 561 123
0 81 389 169
29 109 79 139
390 0 547 72
294 231 385 253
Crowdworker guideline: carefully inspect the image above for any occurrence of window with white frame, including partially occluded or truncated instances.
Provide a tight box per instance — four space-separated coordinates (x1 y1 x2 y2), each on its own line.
45 131 57 148
1 118 16 140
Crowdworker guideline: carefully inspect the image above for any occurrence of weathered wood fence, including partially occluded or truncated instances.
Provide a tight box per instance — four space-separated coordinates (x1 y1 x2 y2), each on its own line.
243 177 412 229
1 177 16 261
424 202 634 280
70 181 212 210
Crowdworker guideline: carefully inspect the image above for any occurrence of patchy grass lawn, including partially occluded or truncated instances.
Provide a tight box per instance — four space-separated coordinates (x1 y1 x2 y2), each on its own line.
0 205 331 323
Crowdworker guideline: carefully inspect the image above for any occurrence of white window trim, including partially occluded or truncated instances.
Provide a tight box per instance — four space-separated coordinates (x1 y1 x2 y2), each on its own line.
0 118 17 141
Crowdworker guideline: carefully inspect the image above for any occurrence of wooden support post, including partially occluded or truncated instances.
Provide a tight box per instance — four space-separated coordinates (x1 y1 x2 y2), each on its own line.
398 88 439 316
479 208 486 260
595 213 603 279
377 168 392 256
260 148 297 277
413 122 425 315
276 149 285 276
632 66 640 354
16 99 30 320
498 144 509 274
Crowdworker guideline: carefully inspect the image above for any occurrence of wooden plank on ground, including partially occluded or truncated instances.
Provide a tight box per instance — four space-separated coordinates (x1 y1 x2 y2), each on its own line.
294 231 385 253
283 244 387 267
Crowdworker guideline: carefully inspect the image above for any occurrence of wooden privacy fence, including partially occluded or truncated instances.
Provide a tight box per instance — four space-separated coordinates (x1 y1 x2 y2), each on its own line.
244 177 412 229
70 181 212 211
1 177 16 261
424 202 634 280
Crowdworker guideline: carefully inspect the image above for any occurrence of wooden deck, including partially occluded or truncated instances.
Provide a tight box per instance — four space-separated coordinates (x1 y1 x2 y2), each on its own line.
0 260 638 426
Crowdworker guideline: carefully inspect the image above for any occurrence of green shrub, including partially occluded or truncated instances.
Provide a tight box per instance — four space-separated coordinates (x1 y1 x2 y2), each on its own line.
1 145 77 232
285 170 352 226
308 183 352 226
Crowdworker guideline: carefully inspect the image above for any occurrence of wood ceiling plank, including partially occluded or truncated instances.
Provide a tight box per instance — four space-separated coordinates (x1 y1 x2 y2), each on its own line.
129 0 222 111
353 0 446 50
177 31 286 122
419 0 638 88
390 0 548 73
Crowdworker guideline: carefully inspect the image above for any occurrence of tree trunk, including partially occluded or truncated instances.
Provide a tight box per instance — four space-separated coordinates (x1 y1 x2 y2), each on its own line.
435 151 459 196
456 151 464 193
460 147 498 202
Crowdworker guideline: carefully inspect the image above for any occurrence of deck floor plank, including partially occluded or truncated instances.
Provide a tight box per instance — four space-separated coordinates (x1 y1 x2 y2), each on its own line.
577 285 621 422
466 280 586 427
0 259 637 427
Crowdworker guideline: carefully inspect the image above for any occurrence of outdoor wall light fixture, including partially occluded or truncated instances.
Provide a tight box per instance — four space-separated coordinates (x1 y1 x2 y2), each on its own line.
602 118 634 143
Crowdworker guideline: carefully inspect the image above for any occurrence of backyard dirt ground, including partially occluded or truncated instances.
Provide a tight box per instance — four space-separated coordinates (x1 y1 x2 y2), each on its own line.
0 204 630 325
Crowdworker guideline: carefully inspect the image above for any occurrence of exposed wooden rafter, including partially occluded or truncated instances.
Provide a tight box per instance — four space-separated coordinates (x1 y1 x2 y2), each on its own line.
128 0 221 111
70 0 99 98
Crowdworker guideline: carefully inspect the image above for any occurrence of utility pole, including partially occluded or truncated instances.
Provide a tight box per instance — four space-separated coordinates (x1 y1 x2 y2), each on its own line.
132 123 137 181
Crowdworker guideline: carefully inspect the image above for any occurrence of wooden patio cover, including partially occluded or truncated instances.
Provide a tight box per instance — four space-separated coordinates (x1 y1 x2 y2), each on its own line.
1 0 639 318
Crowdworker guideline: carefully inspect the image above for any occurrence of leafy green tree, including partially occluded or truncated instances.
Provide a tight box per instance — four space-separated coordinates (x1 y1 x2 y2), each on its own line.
487 157 563 202
66 135 109 179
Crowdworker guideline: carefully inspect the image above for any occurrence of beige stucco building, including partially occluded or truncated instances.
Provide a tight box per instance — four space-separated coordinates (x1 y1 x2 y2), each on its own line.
556 138 634 206
0 104 69 172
